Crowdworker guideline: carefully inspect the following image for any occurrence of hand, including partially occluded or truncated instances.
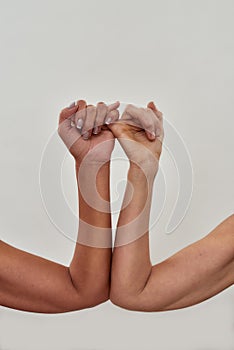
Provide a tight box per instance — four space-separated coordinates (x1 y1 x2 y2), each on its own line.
107 102 164 174
58 100 120 165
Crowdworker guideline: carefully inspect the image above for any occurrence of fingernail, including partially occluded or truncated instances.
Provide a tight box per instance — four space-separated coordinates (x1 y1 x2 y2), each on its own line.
82 131 89 140
93 127 99 134
105 117 112 125
151 131 156 138
77 119 83 129
68 102 75 108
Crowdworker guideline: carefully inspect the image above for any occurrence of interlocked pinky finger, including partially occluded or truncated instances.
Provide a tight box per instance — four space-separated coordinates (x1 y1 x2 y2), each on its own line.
105 109 120 125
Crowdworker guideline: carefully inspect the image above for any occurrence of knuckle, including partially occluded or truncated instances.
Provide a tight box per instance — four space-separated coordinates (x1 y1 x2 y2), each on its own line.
108 109 119 119
97 103 107 115
158 111 163 119
125 103 133 112
76 109 85 119
146 108 154 116
78 99 86 105
146 107 153 113
143 120 154 130
87 105 96 115
97 101 107 108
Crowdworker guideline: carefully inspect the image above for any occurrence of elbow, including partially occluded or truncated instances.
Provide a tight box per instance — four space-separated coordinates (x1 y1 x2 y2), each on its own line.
109 276 148 311
56 286 110 313
109 279 132 310
65 269 110 312
76 283 110 310
85 286 110 308
109 287 169 313
109 292 131 310
109 287 142 311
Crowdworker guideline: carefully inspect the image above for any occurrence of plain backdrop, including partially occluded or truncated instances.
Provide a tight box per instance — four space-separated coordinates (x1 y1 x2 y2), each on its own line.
0 1 234 349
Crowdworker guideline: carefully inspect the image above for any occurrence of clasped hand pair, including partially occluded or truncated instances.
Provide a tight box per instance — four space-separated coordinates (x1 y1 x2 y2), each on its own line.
58 100 164 173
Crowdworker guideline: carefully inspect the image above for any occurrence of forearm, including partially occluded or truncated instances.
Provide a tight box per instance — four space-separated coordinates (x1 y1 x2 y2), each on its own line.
0 163 112 313
112 203 234 311
110 163 156 300
69 161 112 301
110 162 234 312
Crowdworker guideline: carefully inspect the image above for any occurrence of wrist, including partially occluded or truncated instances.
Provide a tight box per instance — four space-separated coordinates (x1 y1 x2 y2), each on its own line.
127 165 155 195
128 160 158 182
75 159 110 171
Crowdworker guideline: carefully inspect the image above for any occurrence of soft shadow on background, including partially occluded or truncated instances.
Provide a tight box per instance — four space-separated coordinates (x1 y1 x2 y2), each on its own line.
0 1 233 349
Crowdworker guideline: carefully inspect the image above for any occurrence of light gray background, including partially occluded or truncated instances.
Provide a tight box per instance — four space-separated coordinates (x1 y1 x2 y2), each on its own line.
0 0 234 349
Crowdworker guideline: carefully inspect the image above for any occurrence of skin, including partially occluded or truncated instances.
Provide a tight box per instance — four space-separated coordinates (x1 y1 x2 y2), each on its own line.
0 100 233 314
108 102 234 312
0 99 119 313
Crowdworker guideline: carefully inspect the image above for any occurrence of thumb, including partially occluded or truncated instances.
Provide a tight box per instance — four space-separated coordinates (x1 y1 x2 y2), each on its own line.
107 121 125 138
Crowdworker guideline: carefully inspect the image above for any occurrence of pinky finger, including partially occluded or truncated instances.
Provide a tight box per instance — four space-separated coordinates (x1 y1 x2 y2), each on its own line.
107 101 120 113
105 109 120 125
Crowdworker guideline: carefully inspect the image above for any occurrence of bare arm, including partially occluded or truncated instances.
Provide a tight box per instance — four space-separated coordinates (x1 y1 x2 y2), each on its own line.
0 160 112 313
110 163 234 311
109 102 234 312
0 100 118 313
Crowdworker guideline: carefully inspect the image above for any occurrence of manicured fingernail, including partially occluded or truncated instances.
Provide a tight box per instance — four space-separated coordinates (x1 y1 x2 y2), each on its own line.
93 127 99 134
68 102 76 108
82 131 89 140
77 119 83 129
105 117 112 125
